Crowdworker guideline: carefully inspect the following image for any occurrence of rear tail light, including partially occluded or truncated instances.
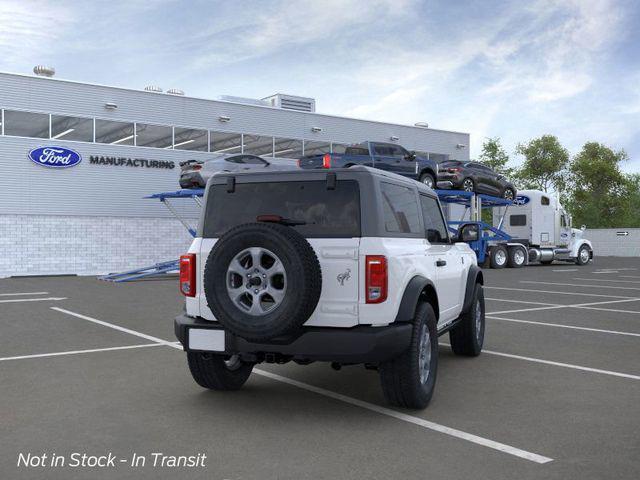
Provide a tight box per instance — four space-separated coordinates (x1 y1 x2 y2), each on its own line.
322 153 331 169
192 165 202 171
365 255 387 303
179 254 196 297
448 167 461 173
297 158 301 167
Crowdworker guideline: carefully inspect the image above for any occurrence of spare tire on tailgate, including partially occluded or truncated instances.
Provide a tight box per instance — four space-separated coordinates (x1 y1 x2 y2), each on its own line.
204 222 322 342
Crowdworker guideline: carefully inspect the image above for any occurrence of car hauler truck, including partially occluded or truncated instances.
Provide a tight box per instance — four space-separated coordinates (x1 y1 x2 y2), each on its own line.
437 189 593 268
494 189 593 266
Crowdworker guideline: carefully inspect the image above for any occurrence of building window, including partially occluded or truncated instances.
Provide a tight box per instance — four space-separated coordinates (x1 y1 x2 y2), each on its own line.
380 182 421 234
303 140 331 156
95 119 135 145
173 127 208 151
273 137 303 158
210 131 242 154
3 110 49 138
51 115 93 142
135 123 172 149
243 135 274 156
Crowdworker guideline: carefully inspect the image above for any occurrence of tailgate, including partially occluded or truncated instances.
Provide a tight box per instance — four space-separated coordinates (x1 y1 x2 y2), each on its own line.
298 153 340 169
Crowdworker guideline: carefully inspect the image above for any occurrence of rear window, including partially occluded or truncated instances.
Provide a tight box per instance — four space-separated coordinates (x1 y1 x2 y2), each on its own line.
345 146 369 156
203 180 360 238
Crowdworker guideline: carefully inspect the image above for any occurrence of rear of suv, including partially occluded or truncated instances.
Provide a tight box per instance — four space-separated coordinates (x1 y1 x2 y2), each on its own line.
175 166 484 408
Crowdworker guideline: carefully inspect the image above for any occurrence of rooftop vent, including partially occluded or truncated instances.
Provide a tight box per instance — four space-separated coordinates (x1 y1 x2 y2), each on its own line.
33 65 55 77
167 88 185 96
144 85 163 93
262 94 316 112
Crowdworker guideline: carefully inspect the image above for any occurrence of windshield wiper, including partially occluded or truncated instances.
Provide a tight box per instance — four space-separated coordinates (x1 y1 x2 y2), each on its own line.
256 215 307 226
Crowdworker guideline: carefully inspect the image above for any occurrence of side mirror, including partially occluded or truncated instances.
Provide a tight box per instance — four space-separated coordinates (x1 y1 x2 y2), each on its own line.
581 225 586 231
404 151 416 161
458 223 479 242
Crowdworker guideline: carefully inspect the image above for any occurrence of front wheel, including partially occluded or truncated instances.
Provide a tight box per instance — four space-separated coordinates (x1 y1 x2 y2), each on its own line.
419 172 435 189
187 352 254 390
379 302 438 409
450 283 485 356
576 245 591 265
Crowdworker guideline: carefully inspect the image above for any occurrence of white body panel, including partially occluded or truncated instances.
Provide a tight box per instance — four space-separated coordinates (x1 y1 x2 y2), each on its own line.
186 234 476 329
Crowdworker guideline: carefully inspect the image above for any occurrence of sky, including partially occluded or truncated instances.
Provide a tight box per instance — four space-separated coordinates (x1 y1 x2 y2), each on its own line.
1 0 639 171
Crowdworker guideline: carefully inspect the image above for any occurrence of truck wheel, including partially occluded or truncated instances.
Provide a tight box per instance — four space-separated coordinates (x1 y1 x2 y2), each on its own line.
489 245 507 269
187 352 253 390
576 245 591 265
507 246 526 268
419 172 435 189
379 302 438 409
449 283 485 356
204 222 322 342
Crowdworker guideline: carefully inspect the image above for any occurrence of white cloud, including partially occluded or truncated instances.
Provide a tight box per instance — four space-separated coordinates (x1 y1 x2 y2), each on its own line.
0 0 74 68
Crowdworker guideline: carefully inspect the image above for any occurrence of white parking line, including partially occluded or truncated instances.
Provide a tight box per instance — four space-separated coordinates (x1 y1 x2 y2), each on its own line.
51 307 178 347
521 281 640 291
0 297 67 304
486 286 638 299
440 343 640 381
253 369 553 464
552 269 578 272
0 292 49 296
0 343 163 362
621 275 640 279
486 298 559 307
487 316 640 338
487 298 640 316
573 278 640 284
48 307 552 464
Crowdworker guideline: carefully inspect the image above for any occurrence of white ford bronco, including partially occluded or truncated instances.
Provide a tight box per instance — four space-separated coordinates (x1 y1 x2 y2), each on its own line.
175 166 484 409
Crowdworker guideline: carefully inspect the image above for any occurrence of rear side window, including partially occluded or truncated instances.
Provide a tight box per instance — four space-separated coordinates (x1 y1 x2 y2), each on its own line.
203 180 360 238
345 146 370 156
420 195 449 243
510 214 527 226
380 182 421 234
541 196 550 206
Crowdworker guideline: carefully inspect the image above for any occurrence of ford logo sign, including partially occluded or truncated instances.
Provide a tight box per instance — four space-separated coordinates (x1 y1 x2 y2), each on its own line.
514 195 530 206
28 146 82 168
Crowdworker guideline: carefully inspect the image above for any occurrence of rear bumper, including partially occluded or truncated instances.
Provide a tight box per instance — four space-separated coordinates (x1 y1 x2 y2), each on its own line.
174 314 411 363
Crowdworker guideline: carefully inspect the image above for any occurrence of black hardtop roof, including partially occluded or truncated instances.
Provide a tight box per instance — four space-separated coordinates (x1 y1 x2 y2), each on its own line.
207 165 435 194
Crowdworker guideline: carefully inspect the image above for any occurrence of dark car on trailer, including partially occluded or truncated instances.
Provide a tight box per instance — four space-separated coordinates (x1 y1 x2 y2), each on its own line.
298 141 439 189
437 160 517 200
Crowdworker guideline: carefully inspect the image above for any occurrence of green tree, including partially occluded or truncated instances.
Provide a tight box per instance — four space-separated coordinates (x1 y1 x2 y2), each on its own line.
515 135 569 192
566 142 633 228
478 137 514 177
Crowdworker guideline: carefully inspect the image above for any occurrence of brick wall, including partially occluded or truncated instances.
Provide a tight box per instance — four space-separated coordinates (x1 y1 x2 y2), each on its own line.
583 228 640 257
0 215 195 278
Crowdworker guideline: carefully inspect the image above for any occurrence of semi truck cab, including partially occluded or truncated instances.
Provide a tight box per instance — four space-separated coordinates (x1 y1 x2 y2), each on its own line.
496 190 593 265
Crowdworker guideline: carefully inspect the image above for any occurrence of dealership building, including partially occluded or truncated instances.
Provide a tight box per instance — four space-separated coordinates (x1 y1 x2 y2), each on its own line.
0 69 470 278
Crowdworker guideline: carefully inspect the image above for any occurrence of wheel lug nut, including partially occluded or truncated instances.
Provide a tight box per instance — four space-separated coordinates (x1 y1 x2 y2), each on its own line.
262 274 266 278
254 289 258 294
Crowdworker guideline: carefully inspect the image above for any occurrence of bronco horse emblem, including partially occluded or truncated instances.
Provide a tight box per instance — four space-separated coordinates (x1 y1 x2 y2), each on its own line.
337 268 351 286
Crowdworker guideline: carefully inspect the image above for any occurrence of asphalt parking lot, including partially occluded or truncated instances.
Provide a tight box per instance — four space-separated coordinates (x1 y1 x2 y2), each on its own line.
1 257 639 480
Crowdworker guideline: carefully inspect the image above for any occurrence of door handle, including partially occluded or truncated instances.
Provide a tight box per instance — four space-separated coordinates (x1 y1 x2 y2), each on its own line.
436 260 447 267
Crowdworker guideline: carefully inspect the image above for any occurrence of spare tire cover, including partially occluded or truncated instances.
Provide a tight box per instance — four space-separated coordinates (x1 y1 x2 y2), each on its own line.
204 222 322 342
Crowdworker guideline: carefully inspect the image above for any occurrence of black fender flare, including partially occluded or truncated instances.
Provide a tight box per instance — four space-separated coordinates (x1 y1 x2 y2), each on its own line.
461 265 483 313
394 276 438 323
